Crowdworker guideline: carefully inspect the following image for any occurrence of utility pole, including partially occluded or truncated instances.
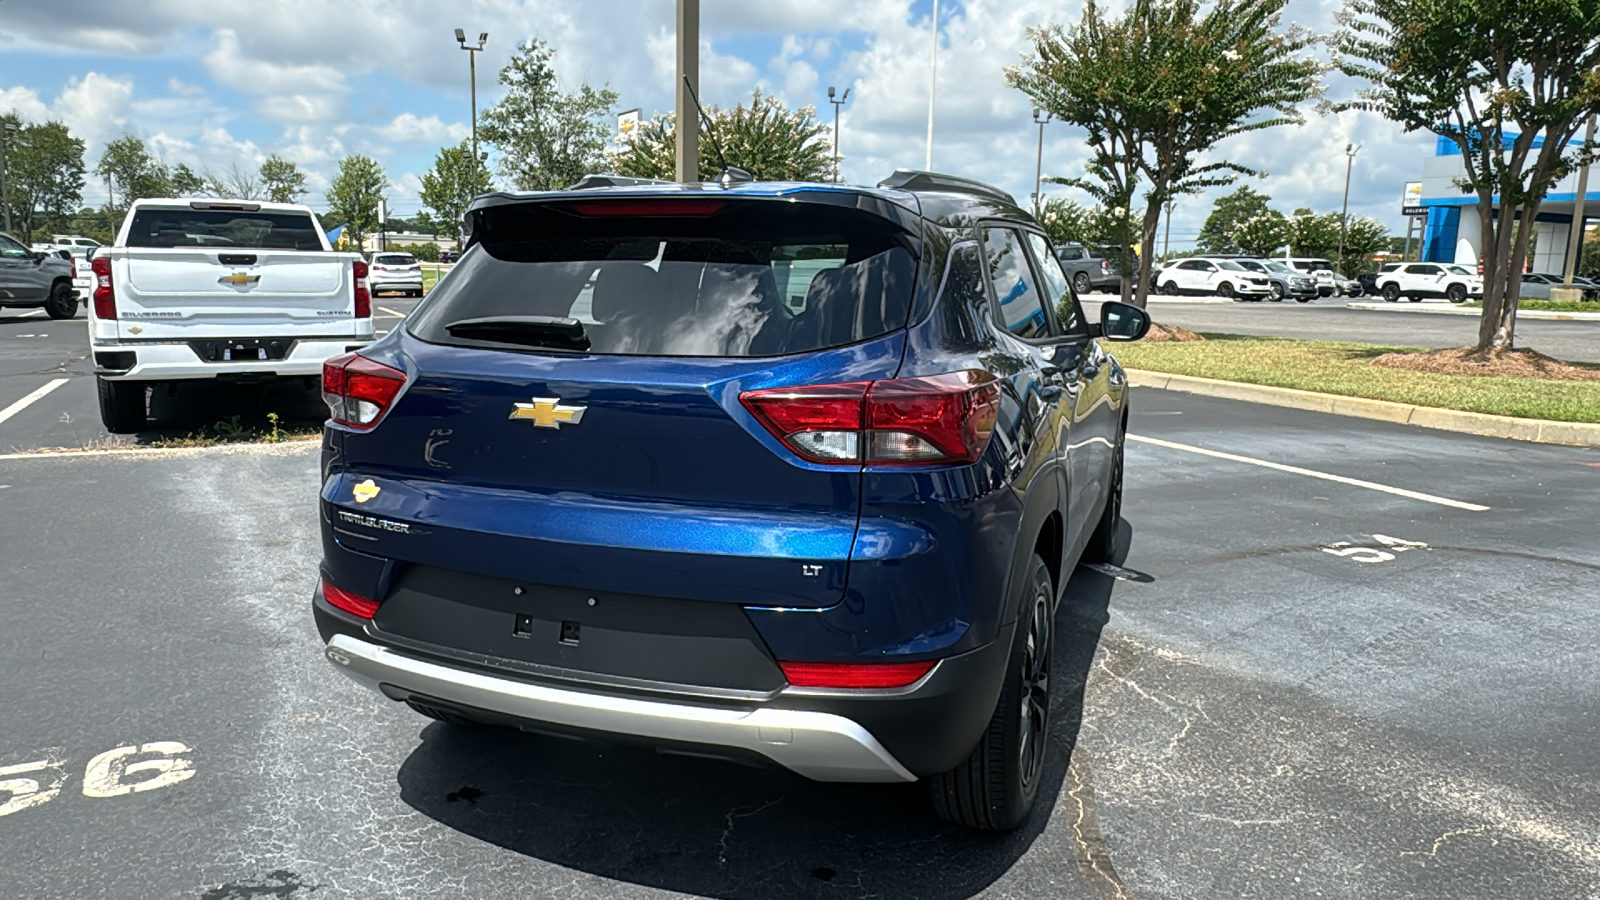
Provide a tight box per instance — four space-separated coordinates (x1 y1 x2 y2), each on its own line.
1561 113 1597 285
676 0 700 183
1031 108 1051 217
1162 198 1173 258
925 0 938 171
1337 142 1360 272
828 86 850 184
0 121 14 235
455 29 489 192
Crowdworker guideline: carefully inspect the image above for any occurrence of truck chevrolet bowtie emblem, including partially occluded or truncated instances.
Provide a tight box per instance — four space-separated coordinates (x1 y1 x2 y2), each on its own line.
510 398 587 428
218 272 260 286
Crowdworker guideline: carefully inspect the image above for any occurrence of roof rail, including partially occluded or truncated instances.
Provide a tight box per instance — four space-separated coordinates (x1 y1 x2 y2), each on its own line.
877 169 1016 206
565 174 677 191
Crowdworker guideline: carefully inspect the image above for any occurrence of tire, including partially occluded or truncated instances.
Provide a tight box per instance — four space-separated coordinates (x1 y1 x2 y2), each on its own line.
1409 295 1422 303
1270 283 1285 301
1296 296 1312 303
1217 281 1235 299
1446 284 1467 304
45 282 77 319
1161 281 1180 296
929 554 1054 832
1381 283 1400 302
1081 436 1124 564
97 377 147 433
1073 272 1092 296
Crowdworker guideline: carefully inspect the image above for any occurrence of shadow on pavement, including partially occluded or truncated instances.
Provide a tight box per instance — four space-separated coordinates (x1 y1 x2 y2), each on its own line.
393 524 1128 899
129 378 329 444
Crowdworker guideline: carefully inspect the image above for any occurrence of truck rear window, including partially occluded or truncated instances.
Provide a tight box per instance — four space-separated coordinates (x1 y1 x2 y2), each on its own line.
408 201 915 357
124 210 325 251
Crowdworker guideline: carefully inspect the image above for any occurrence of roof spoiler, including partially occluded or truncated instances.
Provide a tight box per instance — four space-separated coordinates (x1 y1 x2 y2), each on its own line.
877 170 1016 206
565 174 676 191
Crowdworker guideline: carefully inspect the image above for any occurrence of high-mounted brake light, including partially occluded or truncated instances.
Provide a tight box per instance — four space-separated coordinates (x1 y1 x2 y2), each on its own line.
352 260 371 318
91 256 115 319
567 199 726 217
322 352 406 428
779 660 937 689
740 371 1000 467
321 579 380 619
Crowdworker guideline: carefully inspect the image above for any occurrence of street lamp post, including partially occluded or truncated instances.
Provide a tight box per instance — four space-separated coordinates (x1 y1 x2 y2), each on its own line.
1337 142 1360 272
1031 107 1051 217
925 0 938 170
455 29 489 191
0 121 14 235
828 86 850 184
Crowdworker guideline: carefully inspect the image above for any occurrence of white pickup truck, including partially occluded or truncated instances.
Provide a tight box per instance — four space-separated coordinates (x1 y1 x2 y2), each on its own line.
89 198 375 432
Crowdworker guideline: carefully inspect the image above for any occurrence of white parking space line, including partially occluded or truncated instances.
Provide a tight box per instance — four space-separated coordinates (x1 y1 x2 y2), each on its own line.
19 309 43 317
1128 434 1491 512
0 379 69 427
377 307 407 318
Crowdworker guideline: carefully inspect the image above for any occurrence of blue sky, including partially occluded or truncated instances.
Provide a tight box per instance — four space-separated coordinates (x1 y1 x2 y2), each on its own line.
0 0 1432 244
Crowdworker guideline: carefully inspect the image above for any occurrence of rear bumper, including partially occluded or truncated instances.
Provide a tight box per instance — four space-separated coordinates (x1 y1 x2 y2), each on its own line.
370 275 424 290
324 632 919 783
94 335 372 380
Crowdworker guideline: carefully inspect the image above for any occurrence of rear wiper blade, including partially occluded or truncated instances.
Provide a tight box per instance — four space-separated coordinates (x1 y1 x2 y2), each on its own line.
445 316 591 350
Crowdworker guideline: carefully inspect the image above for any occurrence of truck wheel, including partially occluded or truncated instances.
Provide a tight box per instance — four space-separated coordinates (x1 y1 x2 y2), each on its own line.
1081 436 1124 564
97 377 147 433
929 553 1053 832
1381 283 1400 302
1446 284 1468 303
45 282 77 320
1073 272 1092 296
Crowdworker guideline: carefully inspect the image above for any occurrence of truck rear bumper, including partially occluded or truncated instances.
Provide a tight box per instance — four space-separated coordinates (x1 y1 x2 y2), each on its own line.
94 336 371 381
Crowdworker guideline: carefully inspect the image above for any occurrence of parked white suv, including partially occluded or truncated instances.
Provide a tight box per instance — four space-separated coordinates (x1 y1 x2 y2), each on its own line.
367 251 424 297
89 199 373 432
1158 257 1272 299
1374 262 1483 303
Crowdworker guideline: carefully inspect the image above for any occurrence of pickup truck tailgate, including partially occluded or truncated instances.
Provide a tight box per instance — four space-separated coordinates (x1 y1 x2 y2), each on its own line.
113 249 364 340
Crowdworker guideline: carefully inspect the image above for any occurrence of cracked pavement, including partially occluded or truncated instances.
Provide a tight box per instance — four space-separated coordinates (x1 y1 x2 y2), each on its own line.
2 387 1597 898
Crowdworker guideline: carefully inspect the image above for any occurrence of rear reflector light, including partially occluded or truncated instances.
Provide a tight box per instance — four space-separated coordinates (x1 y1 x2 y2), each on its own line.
567 199 725 217
740 371 1000 466
321 580 380 619
91 256 115 319
780 660 937 689
322 352 406 428
353 260 371 317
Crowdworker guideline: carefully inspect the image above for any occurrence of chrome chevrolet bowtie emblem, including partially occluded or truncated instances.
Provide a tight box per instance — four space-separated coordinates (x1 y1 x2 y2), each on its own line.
510 397 587 428
218 271 260 286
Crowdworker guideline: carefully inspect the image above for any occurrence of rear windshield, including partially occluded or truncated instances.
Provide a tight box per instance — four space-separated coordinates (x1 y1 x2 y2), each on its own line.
374 254 416 265
409 201 915 357
124 209 325 251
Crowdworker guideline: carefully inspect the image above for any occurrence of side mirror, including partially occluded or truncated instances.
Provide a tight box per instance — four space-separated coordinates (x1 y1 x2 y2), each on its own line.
1098 301 1150 342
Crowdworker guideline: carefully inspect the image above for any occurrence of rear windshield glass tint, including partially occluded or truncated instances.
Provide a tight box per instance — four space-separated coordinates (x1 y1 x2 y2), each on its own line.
124 210 325 251
374 255 416 265
409 201 915 357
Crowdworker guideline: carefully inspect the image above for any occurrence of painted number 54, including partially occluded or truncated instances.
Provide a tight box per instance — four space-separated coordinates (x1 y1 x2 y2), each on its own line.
1321 534 1429 564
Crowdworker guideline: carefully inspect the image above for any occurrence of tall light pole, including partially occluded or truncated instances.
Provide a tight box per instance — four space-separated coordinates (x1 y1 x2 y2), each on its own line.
676 0 700 183
0 120 15 235
828 86 850 184
1337 142 1360 272
1031 107 1051 216
455 29 488 191
925 0 938 170
1562 113 1597 285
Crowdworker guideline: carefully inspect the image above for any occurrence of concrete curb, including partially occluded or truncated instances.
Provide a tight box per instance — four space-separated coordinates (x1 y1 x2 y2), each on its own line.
1125 369 1600 448
1345 301 1600 321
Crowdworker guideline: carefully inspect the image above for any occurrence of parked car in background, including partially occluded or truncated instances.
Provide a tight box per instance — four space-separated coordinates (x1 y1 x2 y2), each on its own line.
1227 257 1319 302
1284 258 1339 297
1335 274 1363 297
1358 264 1399 297
1570 275 1600 299
367 251 424 297
1373 262 1483 303
439 249 460 264
1055 242 1126 294
1516 272 1599 301
1158 257 1272 299
1 231 79 319
51 234 102 258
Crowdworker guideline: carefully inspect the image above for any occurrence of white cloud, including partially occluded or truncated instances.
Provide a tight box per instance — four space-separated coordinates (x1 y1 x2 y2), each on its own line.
204 29 351 97
254 94 348 125
0 85 51 122
372 113 470 144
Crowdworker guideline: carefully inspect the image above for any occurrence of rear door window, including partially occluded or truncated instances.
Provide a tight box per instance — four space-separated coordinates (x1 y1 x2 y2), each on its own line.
981 227 1048 339
409 200 914 357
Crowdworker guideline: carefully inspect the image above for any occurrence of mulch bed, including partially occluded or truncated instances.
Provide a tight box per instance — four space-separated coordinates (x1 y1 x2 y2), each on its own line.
1140 322 1206 342
1369 347 1600 382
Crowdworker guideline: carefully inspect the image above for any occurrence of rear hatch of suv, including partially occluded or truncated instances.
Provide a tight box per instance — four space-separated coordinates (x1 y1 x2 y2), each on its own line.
323 194 919 686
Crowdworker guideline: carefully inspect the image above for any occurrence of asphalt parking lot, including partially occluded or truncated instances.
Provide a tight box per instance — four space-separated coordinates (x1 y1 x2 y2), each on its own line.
3 379 1596 898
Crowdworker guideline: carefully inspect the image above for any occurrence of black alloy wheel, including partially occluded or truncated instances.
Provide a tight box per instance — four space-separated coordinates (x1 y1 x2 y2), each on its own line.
45 282 77 319
1447 284 1468 303
1217 281 1235 298
1382 283 1401 302
1162 281 1180 296
1016 590 1052 795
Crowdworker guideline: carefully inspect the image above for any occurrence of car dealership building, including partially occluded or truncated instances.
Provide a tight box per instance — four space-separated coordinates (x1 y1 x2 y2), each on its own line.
1417 135 1597 274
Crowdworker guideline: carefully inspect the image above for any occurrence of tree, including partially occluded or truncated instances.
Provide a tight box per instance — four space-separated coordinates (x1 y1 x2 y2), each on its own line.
95 135 171 214
1337 215 1390 274
608 90 834 183
1231 209 1291 258
259 155 307 204
1 116 86 243
1011 0 1323 307
1199 186 1274 253
479 39 618 191
203 162 262 200
420 141 491 243
169 163 206 197
325 155 386 248
1287 208 1342 259
1337 0 1600 351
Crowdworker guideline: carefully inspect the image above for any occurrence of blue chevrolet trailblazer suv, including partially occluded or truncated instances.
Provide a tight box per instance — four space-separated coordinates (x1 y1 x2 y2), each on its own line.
313 170 1150 831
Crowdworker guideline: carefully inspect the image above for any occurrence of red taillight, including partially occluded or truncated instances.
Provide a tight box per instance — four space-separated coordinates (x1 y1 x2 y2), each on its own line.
740 371 1000 466
91 256 115 319
353 260 371 317
567 199 726 217
322 352 406 428
321 579 380 619
779 660 937 689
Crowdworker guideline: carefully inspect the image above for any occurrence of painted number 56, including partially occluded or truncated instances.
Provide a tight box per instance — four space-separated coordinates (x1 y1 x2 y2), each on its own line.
0 742 195 818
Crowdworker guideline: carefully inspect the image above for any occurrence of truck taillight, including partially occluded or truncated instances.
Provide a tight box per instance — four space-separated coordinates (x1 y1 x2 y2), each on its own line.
740 371 1000 467
322 352 406 428
91 256 115 319
353 260 371 318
